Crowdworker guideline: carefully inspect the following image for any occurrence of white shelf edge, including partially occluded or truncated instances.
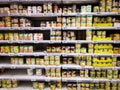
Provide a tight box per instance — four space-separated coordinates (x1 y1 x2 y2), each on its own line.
62 77 120 82
1 12 120 17
0 75 61 81
0 53 120 56
0 40 119 44
0 64 120 70
0 40 62 44
0 64 61 69
0 27 119 30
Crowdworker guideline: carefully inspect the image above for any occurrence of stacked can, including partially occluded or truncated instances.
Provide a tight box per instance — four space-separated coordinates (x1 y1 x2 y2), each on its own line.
48 3 53 13
62 45 75 53
86 15 92 27
10 4 19 14
11 18 19 27
62 70 77 78
80 69 89 78
45 68 61 77
76 16 80 27
63 31 76 40
50 30 61 40
62 17 66 27
0 7 10 14
88 43 94 53
19 45 33 53
99 0 106 12
57 17 62 27
81 16 86 27
106 0 112 12
11 57 24 65
43 3 52 13
3 17 11 27
112 0 119 12
86 29 92 40
18 4 23 14
1 80 18 88
33 82 44 89
34 33 43 40
44 56 60 66
36 69 42 76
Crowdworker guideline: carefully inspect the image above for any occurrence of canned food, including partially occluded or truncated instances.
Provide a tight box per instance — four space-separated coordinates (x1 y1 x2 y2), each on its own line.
27 69 33 75
36 69 42 76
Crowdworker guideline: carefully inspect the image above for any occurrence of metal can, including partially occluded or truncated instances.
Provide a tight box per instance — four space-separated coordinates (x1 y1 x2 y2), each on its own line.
36 69 42 76
27 69 33 75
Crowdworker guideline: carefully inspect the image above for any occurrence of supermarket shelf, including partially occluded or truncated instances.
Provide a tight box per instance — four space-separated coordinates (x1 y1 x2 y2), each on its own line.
0 27 120 31
0 52 62 56
62 27 94 30
0 40 119 44
62 77 120 82
92 40 120 44
62 27 120 30
0 53 120 57
0 27 60 30
62 40 120 44
62 40 92 43
20 0 61 4
95 12 120 16
62 53 120 57
62 12 120 16
0 40 61 44
0 13 61 17
62 0 99 4
0 87 61 90
27 13 61 17
0 87 34 90
0 75 61 81
1 12 120 17
62 64 92 69
0 64 61 69
61 64 120 69
0 75 119 82
0 0 61 4
1 64 119 70
0 52 45 56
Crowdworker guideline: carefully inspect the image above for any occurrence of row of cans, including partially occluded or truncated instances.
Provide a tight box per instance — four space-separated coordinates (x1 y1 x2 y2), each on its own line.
0 45 33 53
0 80 18 88
27 69 43 76
57 16 92 27
33 81 61 89
0 33 43 41
67 82 120 90
63 31 76 40
11 56 60 66
45 68 61 77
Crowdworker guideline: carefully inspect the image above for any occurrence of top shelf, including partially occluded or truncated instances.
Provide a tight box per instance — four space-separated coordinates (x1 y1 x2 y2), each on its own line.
62 0 99 4
0 0 98 4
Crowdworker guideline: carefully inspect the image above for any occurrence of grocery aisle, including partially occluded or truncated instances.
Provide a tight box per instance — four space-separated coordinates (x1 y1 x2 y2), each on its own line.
0 0 120 90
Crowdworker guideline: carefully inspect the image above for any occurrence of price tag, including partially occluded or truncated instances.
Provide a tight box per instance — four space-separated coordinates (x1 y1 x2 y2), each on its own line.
34 54 39 57
11 65 16 69
45 79 50 82
31 78 36 81
20 27 24 30
12 78 17 81
19 40 24 44
114 40 120 44
9 53 13 56
18 53 22 56
50 40 54 44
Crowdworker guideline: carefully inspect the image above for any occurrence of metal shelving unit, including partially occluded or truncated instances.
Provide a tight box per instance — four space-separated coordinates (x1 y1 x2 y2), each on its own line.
0 0 120 89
